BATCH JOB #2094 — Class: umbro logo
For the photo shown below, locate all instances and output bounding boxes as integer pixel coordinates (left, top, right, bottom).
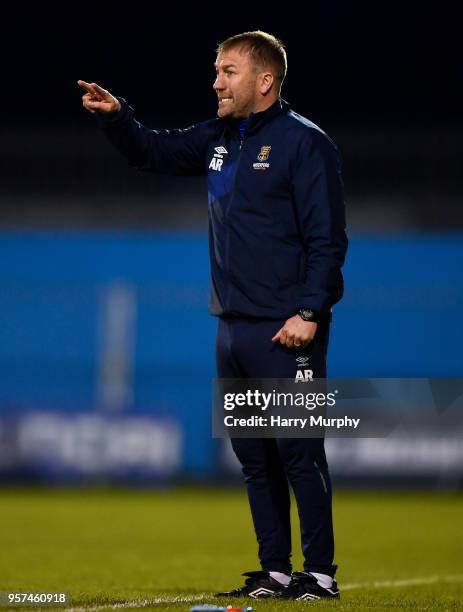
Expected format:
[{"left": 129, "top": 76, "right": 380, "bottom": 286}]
[
  {"left": 295, "top": 354, "right": 313, "bottom": 383},
  {"left": 296, "top": 593, "right": 320, "bottom": 600},
  {"left": 295, "top": 357, "right": 312, "bottom": 381},
  {"left": 209, "top": 146, "right": 228, "bottom": 172},
  {"left": 248, "top": 587, "right": 275, "bottom": 598}
]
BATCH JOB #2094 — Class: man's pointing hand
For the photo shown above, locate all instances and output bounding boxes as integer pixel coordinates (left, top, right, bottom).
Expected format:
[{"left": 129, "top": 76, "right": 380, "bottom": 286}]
[{"left": 77, "top": 80, "right": 121, "bottom": 115}]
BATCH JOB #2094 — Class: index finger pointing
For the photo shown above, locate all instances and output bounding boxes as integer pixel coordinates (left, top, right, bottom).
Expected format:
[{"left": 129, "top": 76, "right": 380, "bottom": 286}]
[{"left": 77, "top": 80, "right": 95, "bottom": 93}]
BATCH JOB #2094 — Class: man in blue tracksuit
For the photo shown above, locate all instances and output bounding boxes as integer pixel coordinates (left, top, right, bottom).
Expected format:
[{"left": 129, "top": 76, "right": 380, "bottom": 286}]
[{"left": 79, "top": 30, "right": 347, "bottom": 601}]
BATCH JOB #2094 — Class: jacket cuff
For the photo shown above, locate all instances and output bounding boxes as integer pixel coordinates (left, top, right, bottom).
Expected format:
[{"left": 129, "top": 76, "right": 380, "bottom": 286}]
[
  {"left": 296, "top": 293, "right": 333, "bottom": 317},
  {"left": 94, "top": 97, "right": 133, "bottom": 127},
  {"left": 296, "top": 306, "right": 332, "bottom": 322}
]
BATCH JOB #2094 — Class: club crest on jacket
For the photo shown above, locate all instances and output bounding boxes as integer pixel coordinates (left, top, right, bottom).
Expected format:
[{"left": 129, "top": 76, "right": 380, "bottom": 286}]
[{"left": 257, "top": 145, "right": 272, "bottom": 161}]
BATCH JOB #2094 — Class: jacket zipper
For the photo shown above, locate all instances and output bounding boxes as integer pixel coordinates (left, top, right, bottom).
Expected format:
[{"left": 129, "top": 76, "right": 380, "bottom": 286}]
[
  {"left": 230, "top": 134, "right": 244, "bottom": 201},
  {"left": 224, "top": 134, "right": 245, "bottom": 308}
]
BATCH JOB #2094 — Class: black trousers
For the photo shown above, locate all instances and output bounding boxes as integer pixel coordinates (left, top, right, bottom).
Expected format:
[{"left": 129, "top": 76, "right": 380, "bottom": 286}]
[{"left": 216, "top": 315, "right": 337, "bottom": 577}]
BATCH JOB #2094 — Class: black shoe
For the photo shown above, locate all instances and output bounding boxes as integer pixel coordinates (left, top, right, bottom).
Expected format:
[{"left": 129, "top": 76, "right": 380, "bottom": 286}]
[
  {"left": 275, "top": 571, "right": 340, "bottom": 600},
  {"left": 215, "top": 571, "right": 287, "bottom": 599}
]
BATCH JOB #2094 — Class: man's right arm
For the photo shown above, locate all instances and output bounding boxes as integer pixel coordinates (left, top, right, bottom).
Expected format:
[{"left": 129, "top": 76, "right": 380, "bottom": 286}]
[{"left": 78, "top": 80, "right": 210, "bottom": 176}]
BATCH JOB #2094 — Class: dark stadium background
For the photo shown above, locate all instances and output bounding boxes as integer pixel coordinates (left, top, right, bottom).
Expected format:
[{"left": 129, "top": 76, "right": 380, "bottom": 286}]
[
  {"left": 0, "top": 0, "right": 462, "bottom": 485},
  {"left": 2, "top": 0, "right": 461, "bottom": 230}
]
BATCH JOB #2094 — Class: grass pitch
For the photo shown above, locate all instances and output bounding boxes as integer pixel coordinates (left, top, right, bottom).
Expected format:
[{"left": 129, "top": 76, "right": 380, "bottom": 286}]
[{"left": 0, "top": 487, "right": 462, "bottom": 611}]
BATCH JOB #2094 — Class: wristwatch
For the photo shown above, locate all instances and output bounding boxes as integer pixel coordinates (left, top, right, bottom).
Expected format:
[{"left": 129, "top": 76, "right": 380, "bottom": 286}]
[{"left": 297, "top": 308, "right": 320, "bottom": 323}]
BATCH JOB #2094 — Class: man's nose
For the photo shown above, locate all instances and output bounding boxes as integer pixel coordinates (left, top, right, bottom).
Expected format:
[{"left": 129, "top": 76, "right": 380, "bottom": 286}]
[{"left": 213, "top": 75, "right": 224, "bottom": 91}]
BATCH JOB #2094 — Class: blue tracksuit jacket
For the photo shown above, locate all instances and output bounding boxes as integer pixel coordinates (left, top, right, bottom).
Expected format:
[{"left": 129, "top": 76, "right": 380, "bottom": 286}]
[{"left": 97, "top": 97, "right": 348, "bottom": 319}]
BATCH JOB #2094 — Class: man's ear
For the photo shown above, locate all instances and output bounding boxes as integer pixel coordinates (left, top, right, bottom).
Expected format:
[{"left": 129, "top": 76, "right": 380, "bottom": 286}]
[{"left": 259, "top": 72, "right": 274, "bottom": 96}]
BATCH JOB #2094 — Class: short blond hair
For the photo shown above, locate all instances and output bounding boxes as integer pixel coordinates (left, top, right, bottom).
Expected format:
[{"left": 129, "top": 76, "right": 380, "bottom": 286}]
[{"left": 216, "top": 30, "right": 287, "bottom": 91}]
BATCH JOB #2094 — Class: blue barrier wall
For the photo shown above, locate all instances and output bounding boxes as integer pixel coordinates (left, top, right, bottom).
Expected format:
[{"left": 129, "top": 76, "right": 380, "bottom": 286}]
[
  {"left": 1, "top": 232, "right": 462, "bottom": 479},
  {"left": 330, "top": 235, "right": 463, "bottom": 377}
]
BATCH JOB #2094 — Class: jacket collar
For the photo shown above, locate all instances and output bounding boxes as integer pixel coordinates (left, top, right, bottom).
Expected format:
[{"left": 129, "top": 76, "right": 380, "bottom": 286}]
[{"left": 222, "top": 97, "right": 290, "bottom": 137}]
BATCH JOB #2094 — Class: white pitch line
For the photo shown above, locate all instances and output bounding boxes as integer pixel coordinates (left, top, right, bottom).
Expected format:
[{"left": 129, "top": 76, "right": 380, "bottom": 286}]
[
  {"left": 64, "top": 594, "right": 208, "bottom": 612},
  {"left": 63, "top": 574, "right": 463, "bottom": 611},
  {"left": 342, "top": 574, "right": 463, "bottom": 590}
]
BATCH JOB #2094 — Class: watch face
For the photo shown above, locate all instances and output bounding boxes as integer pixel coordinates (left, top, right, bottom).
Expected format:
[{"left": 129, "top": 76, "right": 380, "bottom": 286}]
[{"left": 299, "top": 308, "right": 317, "bottom": 321}]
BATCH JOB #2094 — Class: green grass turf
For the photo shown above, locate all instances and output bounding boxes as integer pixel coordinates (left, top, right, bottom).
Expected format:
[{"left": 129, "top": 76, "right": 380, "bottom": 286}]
[{"left": 0, "top": 487, "right": 462, "bottom": 611}]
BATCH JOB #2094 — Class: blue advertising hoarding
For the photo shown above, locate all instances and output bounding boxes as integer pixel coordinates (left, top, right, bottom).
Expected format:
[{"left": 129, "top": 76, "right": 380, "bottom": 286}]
[{"left": 1, "top": 232, "right": 462, "bottom": 481}]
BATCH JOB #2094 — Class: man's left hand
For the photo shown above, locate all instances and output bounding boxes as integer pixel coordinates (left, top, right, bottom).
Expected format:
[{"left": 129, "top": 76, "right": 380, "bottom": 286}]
[{"left": 271, "top": 315, "right": 317, "bottom": 349}]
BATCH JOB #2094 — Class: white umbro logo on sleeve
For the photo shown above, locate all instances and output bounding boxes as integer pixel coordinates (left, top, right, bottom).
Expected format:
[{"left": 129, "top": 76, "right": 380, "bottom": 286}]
[{"left": 209, "top": 146, "right": 228, "bottom": 171}]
